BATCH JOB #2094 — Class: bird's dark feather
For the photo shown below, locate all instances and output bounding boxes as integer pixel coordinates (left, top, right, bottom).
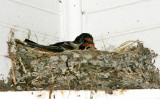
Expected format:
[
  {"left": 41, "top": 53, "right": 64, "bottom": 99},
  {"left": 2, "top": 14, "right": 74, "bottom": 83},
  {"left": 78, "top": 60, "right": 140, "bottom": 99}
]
[{"left": 24, "top": 33, "right": 95, "bottom": 52}]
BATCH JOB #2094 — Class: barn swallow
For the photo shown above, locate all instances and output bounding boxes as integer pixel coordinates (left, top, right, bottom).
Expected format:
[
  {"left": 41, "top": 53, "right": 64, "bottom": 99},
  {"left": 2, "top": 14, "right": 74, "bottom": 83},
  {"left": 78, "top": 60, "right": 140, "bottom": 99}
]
[{"left": 24, "top": 33, "right": 96, "bottom": 52}]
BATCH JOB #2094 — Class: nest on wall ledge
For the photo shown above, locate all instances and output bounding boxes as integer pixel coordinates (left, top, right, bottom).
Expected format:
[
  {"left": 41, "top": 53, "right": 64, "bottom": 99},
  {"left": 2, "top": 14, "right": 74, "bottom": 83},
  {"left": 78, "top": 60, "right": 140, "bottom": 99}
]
[{"left": 2, "top": 39, "right": 160, "bottom": 94}]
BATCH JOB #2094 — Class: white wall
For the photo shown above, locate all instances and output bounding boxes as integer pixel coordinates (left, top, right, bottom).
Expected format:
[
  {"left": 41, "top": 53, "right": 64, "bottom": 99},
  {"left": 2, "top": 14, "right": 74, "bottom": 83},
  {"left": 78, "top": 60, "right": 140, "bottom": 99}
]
[
  {"left": 82, "top": 0, "right": 160, "bottom": 69},
  {"left": 0, "top": 0, "right": 61, "bottom": 80},
  {"left": 62, "top": 0, "right": 82, "bottom": 41}
]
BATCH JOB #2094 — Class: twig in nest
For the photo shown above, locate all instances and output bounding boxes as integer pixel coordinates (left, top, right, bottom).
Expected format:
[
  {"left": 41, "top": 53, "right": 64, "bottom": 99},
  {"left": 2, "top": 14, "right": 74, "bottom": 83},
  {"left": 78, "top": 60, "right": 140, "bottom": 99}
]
[
  {"left": 66, "top": 58, "right": 79, "bottom": 82},
  {"left": 136, "top": 65, "right": 147, "bottom": 82},
  {"left": 120, "top": 72, "right": 139, "bottom": 80},
  {"left": 85, "top": 66, "right": 94, "bottom": 99},
  {"left": 15, "top": 39, "right": 27, "bottom": 46},
  {"left": 11, "top": 59, "right": 17, "bottom": 85},
  {"left": 65, "top": 58, "right": 86, "bottom": 89},
  {"left": 85, "top": 66, "right": 94, "bottom": 90},
  {"left": 125, "top": 72, "right": 141, "bottom": 76},
  {"left": 113, "top": 40, "right": 141, "bottom": 54},
  {"left": 66, "top": 74, "right": 71, "bottom": 90},
  {"left": 18, "top": 72, "right": 38, "bottom": 81},
  {"left": 19, "top": 57, "right": 27, "bottom": 73},
  {"left": 49, "top": 75, "right": 57, "bottom": 99},
  {"left": 7, "top": 28, "right": 17, "bottom": 85},
  {"left": 77, "top": 62, "right": 81, "bottom": 70},
  {"left": 7, "top": 41, "right": 17, "bottom": 85},
  {"left": 35, "top": 76, "right": 39, "bottom": 80}
]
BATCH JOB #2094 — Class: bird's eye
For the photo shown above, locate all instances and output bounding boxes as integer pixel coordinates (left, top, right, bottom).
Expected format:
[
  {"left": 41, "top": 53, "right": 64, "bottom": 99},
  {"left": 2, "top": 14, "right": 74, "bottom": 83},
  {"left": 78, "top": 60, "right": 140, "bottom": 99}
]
[{"left": 83, "top": 39, "right": 87, "bottom": 42}]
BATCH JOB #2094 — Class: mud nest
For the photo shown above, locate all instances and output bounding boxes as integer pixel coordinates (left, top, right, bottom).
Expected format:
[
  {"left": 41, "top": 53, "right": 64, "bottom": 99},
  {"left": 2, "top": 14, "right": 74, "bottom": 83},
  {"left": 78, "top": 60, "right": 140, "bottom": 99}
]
[{"left": 1, "top": 39, "right": 160, "bottom": 93}]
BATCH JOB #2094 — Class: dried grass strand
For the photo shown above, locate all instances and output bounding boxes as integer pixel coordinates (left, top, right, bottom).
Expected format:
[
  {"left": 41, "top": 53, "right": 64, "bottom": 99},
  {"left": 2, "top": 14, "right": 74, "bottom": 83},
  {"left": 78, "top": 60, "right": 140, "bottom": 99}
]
[{"left": 11, "top": 59, "right": 17, "bottom": 85}]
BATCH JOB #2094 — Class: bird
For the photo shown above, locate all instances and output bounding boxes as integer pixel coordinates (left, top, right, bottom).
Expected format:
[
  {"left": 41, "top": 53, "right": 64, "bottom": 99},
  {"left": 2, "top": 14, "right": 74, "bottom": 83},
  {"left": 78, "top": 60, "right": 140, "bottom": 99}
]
[{"left": 24, "top": 33, "right": 96, "bottom": 52}]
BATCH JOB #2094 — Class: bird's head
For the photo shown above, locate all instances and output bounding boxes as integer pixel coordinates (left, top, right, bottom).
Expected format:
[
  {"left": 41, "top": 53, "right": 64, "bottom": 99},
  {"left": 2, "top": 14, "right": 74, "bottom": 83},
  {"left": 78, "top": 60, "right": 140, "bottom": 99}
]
[{"left": 73, "top": 33, "right": 96, "bottom": 50}]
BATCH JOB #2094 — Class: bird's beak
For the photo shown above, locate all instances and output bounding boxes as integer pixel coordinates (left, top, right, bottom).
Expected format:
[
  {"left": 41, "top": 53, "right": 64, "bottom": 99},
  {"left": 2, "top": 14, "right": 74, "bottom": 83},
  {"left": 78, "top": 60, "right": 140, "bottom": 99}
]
[{"left": 89, "top": 43, "right": 96, "bottom": 49}]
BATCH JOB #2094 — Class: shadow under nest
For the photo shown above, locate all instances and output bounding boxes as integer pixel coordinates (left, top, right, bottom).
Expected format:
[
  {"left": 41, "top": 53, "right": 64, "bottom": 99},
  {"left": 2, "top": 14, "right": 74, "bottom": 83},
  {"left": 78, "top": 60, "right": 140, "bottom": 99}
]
[{"left": 4, "top": 39, "right": 160, "bottom": 93}]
